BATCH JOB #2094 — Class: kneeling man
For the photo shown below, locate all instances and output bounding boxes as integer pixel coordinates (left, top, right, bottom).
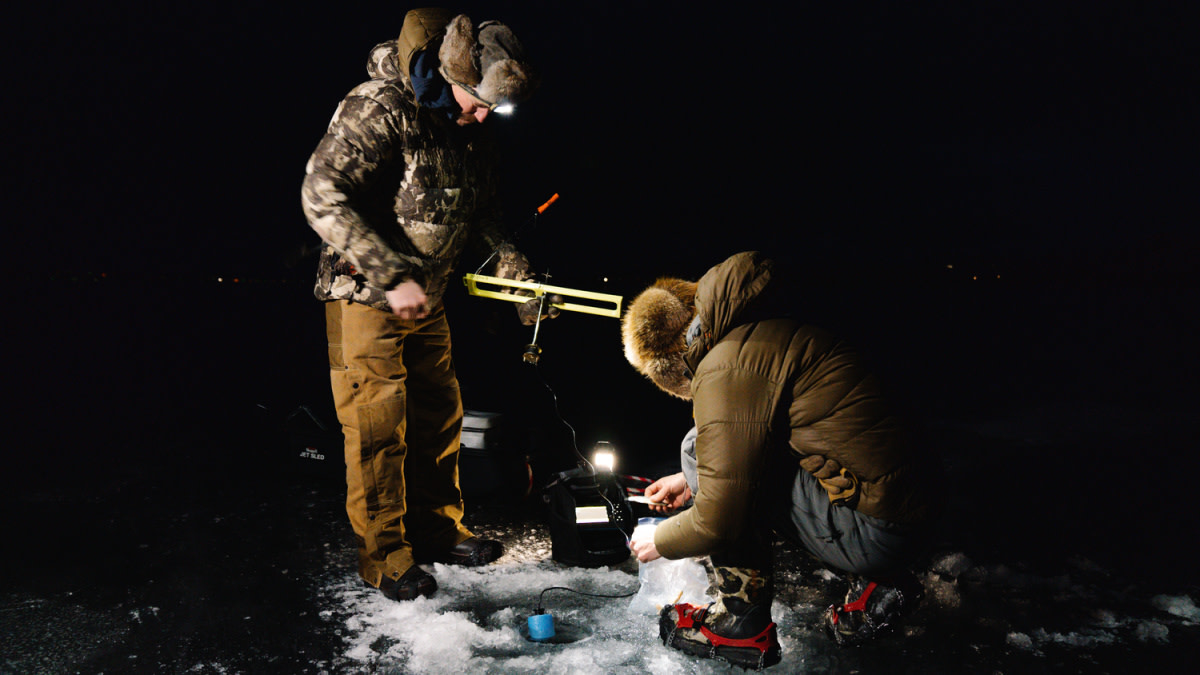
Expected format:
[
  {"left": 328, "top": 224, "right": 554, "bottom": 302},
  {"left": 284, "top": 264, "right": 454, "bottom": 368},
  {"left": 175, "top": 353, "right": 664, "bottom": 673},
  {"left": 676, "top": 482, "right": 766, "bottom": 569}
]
[{"left": 622, "top": 252, "right": 944, "bottom": 668}]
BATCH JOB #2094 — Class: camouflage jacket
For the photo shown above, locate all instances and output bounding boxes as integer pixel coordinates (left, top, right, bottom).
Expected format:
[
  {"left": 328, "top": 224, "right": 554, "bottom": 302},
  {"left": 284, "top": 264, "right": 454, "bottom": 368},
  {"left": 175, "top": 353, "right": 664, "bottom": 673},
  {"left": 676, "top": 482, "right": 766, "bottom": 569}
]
[{"left": 301, "top": 9, "right": 530, "bottom": 311}]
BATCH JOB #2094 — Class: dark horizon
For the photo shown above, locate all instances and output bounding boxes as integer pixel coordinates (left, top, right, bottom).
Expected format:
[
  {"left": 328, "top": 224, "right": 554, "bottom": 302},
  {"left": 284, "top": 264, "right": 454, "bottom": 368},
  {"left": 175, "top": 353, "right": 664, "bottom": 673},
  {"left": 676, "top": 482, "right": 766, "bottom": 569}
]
[
  {"left": 10, "top": 1, "right": 1199, "bottom": 480},
  {"left": 11, "top": 1, "right": 1197, "bottom": 276}
]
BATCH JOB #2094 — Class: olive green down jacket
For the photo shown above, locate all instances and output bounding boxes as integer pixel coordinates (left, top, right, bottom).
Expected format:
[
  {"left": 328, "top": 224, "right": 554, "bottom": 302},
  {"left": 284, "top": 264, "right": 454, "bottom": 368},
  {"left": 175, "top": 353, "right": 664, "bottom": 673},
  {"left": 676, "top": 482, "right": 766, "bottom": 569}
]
[
  {"left": 654, "top": 252, "right": 943, "bottom": 560},
  {"left": 301, "top": 8, "right": 529, "bottom": 312}
]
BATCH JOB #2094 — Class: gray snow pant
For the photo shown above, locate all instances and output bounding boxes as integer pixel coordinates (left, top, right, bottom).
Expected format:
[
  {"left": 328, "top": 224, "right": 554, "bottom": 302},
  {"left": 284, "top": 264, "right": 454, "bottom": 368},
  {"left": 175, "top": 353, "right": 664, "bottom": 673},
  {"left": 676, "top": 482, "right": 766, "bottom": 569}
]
[{"left": 679, "top": 427, "right": 922, "bottom": 577}]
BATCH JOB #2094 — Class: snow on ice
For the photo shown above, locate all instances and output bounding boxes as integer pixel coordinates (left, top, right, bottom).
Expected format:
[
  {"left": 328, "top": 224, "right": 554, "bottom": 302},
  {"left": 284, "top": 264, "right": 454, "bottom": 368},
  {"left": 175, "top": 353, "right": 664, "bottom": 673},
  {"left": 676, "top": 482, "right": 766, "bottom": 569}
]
[{"left": 308, "top": 537, "right": 1199, "bottom": 674}]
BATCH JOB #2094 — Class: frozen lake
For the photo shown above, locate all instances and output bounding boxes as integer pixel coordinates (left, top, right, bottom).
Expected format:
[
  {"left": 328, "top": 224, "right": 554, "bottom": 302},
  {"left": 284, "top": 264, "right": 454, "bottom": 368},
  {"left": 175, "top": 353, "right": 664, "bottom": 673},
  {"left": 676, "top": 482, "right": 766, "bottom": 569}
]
[{"left": 3, "top": 400, "right": 1197, "bottom": 674}]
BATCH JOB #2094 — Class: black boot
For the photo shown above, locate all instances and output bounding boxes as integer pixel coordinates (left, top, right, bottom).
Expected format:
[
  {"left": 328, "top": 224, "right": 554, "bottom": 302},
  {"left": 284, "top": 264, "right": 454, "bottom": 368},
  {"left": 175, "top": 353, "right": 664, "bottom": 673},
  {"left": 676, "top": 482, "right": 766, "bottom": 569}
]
[
  {"left": 659, "top": 597, "right": 781, "bottom": 670},
  {"left": 825, "top": 571, "right": 924, "bottom": 646},
  {"left": 417, "top": 537, "right": 504, "bottom": 566},
  {"left": 376, "top": 565, "right": 437, "bottom": 601}
]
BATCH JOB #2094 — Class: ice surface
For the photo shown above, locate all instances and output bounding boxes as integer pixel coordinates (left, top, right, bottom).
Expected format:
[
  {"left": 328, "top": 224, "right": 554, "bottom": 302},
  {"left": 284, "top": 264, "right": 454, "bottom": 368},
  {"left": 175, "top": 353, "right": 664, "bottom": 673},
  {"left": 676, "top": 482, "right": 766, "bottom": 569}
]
[
  {"left": 1151, "top": 594, "right": 1200, "bottom": 622},
  {"left": 307, "top": 542, "right": 1200, "bottom": 674},
  {"left": 1136, "top": 621, "right": 1170, "bottom": 643},
  {"left": 931, "top": 551, "right": 973, "bottom": 578},
  {"left": 1006, "top": 631, "right": 1035, "bottom": 650},
  {"left": 316, "top": 558, "right": 827, "bottom": 674}
]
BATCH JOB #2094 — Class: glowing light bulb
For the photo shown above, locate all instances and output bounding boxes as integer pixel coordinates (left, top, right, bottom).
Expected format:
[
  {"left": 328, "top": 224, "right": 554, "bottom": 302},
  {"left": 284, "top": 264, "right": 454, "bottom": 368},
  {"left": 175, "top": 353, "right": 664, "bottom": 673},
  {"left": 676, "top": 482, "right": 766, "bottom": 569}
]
[{"left": 593, "top": 447, "right": 615, "bottom": 472}]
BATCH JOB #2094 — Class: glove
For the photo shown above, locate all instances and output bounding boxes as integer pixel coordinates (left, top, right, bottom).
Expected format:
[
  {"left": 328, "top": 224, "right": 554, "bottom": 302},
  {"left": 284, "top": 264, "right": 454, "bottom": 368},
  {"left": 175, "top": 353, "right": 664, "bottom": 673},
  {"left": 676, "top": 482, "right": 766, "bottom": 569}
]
[
  {"left": 799, "top": 455, "right": 859, "bottom": 502},
  {"left": 517, "top": 294, "right": 562, "bottom": 326}
]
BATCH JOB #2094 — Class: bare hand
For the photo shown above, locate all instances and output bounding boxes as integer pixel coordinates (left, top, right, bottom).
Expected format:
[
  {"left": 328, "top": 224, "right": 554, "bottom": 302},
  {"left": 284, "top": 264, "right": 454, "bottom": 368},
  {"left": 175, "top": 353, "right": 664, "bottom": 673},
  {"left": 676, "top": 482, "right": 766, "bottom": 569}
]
[
  {"left": 643, "top": 472, "right": 692, "bottom": 513},
  {"left": 629, "top": 535, "right": 661, "bottom": 563},
  {"left": 386, "top": 280, "right": 429, "bottom": 320}
]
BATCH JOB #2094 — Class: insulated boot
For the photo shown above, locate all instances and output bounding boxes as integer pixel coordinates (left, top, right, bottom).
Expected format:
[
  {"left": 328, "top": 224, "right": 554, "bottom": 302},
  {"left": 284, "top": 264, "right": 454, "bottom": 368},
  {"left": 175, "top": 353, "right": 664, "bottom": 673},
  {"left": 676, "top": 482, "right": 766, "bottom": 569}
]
[
  {"left": 417, "top": 536, "right": 504, "bottom": 566},
  {"left": 659, "top": 599, "right": 781, "bottom": 670},
  {"left": 825, "top": 571, "right": 924, "bottom": 646},
  {"left": 659, "top": 566, "right": 780, "bottom": 670},
  {"left": 376, "top": 565, "right": 437, "bottom": 601}
]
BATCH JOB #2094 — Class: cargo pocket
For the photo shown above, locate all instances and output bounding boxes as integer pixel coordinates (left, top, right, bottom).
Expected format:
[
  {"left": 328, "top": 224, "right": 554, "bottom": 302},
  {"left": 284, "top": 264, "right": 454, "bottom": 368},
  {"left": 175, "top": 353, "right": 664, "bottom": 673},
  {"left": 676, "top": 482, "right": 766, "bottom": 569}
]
[
  {"left": 329, "top": 365, "right": 366, "bottom": 418},
  {"left": 358, "top": 395, "right": 406, "bottom": 510}
]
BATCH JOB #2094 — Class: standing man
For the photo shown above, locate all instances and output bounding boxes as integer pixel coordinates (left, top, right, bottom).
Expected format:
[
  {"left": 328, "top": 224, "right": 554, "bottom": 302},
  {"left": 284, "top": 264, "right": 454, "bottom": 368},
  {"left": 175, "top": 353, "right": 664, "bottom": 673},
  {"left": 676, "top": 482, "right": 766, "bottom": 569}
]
[
  {"left": 623, "top": 252, "right": 944, "bottom": 667},
  {"left": 301, "top": 8, "right": 545, "bottom": 602}
]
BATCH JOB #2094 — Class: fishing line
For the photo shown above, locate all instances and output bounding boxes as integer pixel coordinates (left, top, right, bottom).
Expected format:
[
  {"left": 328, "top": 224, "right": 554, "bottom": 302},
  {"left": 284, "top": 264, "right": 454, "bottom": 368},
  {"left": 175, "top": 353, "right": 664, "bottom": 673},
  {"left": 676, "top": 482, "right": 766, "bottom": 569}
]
[{"left": 473, "top": 193, "right": 559, "bottom": 275}]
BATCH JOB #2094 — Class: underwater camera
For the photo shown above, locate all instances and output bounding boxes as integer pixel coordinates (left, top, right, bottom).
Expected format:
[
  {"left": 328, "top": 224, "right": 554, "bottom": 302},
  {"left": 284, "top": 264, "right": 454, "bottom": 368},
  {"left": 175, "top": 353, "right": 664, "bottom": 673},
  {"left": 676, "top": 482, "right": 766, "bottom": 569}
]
[{"left": 542, "top": 449, "right": 634, "bottom": 567}]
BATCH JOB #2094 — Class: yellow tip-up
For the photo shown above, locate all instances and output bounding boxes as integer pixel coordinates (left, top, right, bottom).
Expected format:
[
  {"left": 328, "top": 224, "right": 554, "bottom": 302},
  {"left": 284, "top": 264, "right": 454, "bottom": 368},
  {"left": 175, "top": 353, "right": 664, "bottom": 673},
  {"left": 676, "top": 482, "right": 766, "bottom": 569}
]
[{"left": 463, "top": 273, "right": 623, "bottom": 318}]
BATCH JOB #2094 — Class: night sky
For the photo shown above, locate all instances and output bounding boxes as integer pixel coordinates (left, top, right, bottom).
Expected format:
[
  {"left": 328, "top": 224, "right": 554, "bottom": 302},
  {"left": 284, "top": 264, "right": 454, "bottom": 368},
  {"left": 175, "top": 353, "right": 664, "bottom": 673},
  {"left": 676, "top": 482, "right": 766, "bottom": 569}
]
[{"left": 9, "top": 1, "right": 1198, "bottom": 478}]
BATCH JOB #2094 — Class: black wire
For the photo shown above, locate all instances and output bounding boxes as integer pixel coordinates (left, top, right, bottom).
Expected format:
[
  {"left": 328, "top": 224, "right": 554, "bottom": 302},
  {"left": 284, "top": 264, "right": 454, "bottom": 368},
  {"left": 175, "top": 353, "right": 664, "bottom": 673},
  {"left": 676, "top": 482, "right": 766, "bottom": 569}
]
[
  {"left": 531, "top": 361, "right": 631, "bottom": 545},
  {"left": 536, "top": 585, "right": 639, "bottom": 614},
  {"left": 533, "top": 361, "right": 632, "bottom": 523},
  {"left": 533, "top": 361, "right": 591, "bottom": 470},
  {"left": 526, "top": 349, "right": 641, "bottom": 619}
]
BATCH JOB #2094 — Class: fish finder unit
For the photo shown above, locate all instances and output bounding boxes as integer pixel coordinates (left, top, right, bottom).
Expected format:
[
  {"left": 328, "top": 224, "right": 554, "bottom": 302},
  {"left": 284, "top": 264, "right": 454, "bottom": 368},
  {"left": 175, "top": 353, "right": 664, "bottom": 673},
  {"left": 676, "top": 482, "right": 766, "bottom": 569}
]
[{"left": 542, "top": 465, "right": 634, "bottom": 567}]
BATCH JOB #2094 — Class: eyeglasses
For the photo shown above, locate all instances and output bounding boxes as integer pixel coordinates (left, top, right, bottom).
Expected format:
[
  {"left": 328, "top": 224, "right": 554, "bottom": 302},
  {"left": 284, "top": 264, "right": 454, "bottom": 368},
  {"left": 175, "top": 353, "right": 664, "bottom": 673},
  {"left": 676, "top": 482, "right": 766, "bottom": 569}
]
[
  {"left": 441, "top": 67, "right": 516, "bottom": 115},
  {"left": 463, "top": 84, "right": 515, "bottom": 115}
]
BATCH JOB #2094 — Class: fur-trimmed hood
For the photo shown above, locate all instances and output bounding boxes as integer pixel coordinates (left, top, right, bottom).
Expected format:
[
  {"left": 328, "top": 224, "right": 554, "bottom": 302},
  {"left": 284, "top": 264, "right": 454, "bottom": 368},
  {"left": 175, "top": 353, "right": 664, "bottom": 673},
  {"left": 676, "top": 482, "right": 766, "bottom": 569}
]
[
  {"left": 621, "top": 277, "right": 698, "bottom": 399},
  {"left": 621, "top": 253, "right": 775, "bottom": 399}
]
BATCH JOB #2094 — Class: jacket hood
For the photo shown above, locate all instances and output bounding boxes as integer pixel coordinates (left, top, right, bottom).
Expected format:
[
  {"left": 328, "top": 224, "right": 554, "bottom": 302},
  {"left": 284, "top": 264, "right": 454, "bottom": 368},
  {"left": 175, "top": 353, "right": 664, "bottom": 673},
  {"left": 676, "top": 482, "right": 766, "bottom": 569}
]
[
  {"left": 366, "top": 41, "right": 403, "bottom": 81},
  {"left": 684, "top": 251, "right": 775, "bottom": 373},
  {"left": 366, "top": 8, "right": 457, "bottom": 83}
]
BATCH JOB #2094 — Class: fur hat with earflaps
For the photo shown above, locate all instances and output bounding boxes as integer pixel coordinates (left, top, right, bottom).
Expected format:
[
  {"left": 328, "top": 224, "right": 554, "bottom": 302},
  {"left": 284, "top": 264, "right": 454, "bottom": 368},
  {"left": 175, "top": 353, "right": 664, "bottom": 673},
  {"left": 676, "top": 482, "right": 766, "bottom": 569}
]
[
  {"left": 621, "top": 277, "right": 698, "bottom": 400},
  {"left": 438, "top": 14, "right": 538, "bottom": 106}
]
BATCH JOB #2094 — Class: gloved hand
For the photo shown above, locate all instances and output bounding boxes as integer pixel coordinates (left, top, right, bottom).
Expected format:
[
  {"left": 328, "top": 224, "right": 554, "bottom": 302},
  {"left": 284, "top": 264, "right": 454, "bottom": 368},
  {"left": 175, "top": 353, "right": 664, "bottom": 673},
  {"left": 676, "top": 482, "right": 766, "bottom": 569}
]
[
  {"left": 517, "top": 294, "right": 562, "bottom": 326},
  {"left": 799, "top": 455, "right": 858, "bottom": 501}
]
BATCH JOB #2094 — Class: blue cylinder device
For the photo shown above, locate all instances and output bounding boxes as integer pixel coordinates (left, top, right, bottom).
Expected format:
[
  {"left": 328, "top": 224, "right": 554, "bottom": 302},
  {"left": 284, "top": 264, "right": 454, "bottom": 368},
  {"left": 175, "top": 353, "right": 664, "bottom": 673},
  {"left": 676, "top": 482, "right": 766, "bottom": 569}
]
[{"left": 527, "top": 611, "right": 556, "bottom": 640}]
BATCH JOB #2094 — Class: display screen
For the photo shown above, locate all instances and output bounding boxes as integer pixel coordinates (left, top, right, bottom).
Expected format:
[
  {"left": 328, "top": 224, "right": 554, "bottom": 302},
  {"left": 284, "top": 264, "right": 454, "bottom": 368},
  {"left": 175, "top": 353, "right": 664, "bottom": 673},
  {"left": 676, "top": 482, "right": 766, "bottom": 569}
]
[{"left": 574, "top": 505, "right": 609, "bottom": 524}]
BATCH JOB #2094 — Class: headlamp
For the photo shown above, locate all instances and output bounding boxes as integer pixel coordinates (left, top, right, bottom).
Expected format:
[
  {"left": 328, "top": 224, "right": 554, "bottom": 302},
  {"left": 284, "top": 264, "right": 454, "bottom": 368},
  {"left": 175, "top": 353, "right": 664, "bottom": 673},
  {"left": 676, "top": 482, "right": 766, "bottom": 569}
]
[
  {"left": 467, "top": 87, "right": 514, "bottom": 114},
  {"left": 440, "top": 67, "right": 517, "bottom": 115}
]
